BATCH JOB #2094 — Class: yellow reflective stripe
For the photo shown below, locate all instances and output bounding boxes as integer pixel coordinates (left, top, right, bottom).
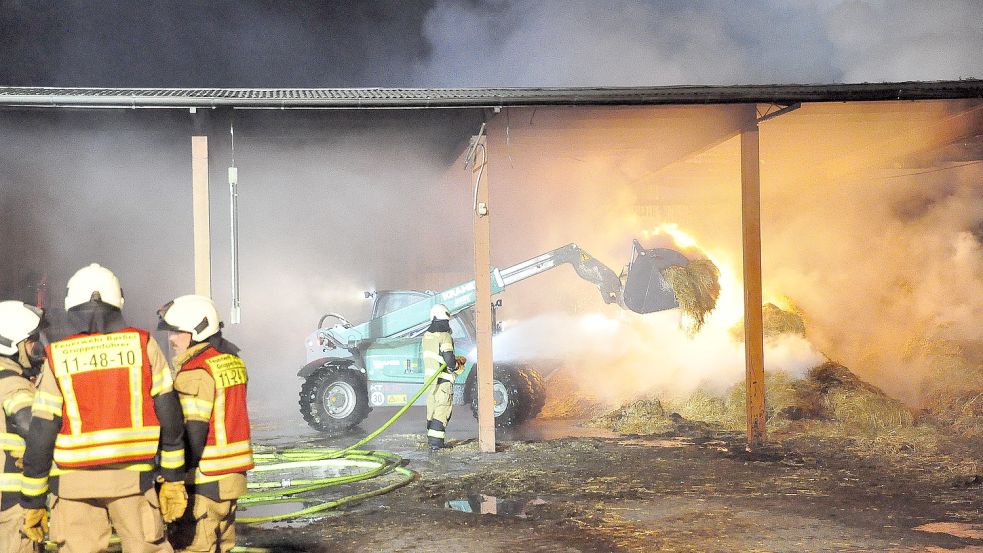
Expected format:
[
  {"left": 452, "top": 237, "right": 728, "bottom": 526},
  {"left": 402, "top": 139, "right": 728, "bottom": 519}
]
[
  {"left": 3, "top": 390, "right": 34, "bottom": 415},
  {"left": 180, "top": 396, "right": 212, "bottom": 420},
  {"left": 151, "top": 361, "right": 174, "bottom": 396},
  {"left": 193, "top": 469, "right": 226, "bottom": 484},
  {"left": 0, "top": 472, "right": 22, "bottom": 492},
  {"left": 54, "top": 427, "right": 160, "bottom": 449},
  {"left": 20, "top": 475, "right": 48, "bottom": 497},
  {"left": 128, "top": 363, "right": 143, "bottom": 429},
  {"left": 427, "top": 429, "right": 445, "bottom": 439},
  {"left": 199, "top": 452, "right": 253, "bottom": 474},
  {"left": 0, "top": 433, "right": 26, "bottom": 455},
  {"left": 32, "top": 390, "right": 63, "bottom": 417},
  {"left": 213, "top": 388, "right": 227, "bottom": 447},
  {"left": 57, "top": 374, "right": 83, "bottom": 435},
  {"left": 51, "top": 463, "right": 153, "bottom": 476},
  {"left": 53, "top": 441, "right": 159, "bottom": 465},
  {"left": 202, "top": 440, "right": 251, "bottom": 458},
  {"left": 438, "top": 373, "right": 456, "bottom": 382},
  {"left": 160, "top": 448, "right": 185, "bottom": 470}
]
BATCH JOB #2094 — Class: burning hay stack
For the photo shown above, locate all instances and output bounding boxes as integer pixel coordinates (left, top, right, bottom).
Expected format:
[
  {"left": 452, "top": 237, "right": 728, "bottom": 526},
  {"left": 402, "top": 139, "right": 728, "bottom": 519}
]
[
  {"left": 590, "top": 302, "right": 917, "bottom": 440},
  {"left": 592, "top": 361, "right": 915, "bottom": 438}
]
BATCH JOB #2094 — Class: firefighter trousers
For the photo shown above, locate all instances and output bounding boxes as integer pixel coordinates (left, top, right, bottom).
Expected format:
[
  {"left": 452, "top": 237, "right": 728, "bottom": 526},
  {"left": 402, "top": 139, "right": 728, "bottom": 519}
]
[
  {"left": 172, "top": 494, "right": 237, "bottom": 553},
  {"left": 426, "top": 379, "right": 454, "bottom": 447},
  {"left": 49, "top": 488, "right": 171, "bottom": 553},
  {"left": 0, "top": 504, "right": 39, "bottom": 553}
]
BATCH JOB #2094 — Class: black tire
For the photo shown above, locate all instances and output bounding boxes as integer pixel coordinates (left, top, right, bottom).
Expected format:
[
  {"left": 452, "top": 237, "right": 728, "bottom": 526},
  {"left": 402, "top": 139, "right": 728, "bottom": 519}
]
[
  {"left": 298, "top": 366, "right": 370, "bottom": 434},
  {"left": 468, "top": 364, "right": 542, "bottom": 428},
  {"left": 519, "top": 366, "right": 546, "bottom": 420}
]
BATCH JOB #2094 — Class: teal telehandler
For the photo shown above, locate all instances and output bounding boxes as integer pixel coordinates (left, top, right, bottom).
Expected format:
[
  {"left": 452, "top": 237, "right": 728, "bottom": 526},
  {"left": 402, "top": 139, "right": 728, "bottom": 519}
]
[{"left": 298, "top": 241, "right": 690, "bottom": 433}]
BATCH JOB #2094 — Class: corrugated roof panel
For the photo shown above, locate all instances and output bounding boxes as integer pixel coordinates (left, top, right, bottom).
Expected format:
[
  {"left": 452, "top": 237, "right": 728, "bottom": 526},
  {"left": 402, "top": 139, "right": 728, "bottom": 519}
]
[{"left": 0, "top": 82, "right": 980, "bottom": 109}]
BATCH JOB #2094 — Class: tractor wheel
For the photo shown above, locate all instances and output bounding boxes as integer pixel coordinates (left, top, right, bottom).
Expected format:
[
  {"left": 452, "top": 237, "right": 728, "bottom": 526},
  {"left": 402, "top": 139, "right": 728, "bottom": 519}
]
[
  {"left": 468, "top": 364, "right": 540, "bottom": 428},
  {"left": 299, "top": 366, "right": 370, "bottom": 434},
  {"left": 518, "top": 365, "right": 546, "bottom": 420}
]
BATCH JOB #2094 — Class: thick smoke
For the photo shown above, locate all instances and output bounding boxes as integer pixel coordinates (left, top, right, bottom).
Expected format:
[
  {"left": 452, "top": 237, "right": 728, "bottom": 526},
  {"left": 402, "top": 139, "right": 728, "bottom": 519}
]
[
  {"left": 415, "top": 0, "right": 982, "bottom": 86},
  {"left": 1, "top": 1, "right": 980, "bottom": 86},
  {"left": 476, "top": 101, "right": 982, "bottom": 407},
  {"left": 0, "top": 109, "right": 480, "bottom": 421}
]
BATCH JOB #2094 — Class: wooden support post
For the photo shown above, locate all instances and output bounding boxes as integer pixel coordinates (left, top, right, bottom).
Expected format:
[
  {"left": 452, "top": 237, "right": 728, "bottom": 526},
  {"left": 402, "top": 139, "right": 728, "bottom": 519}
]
[
  {"left": 740, "top": 111, "right": 766, "bottom": 449},
  {"left": 192, "top": 135, "right": 211, "bottom": 297},
  {"left": 471, "top": 134, "right": 496, "bottom": 454}
]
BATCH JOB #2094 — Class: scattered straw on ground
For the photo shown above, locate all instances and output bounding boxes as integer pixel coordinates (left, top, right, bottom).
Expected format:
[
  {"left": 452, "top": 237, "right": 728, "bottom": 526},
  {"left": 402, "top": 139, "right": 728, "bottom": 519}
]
[{"left": 662, "top": 258, "right": 721, "bottom": 334}]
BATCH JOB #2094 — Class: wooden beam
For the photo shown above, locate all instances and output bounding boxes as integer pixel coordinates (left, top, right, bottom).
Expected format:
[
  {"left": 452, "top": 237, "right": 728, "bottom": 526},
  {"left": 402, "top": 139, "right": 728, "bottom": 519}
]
[
  {"left": 192, "top": 135, "right": 211, "bottom": 297},
  {"left": 740, "top": 111, "right": 766, "bottom": 449},
  {"left": 471, "top": 134, "right": 496, "bottom": 454}
]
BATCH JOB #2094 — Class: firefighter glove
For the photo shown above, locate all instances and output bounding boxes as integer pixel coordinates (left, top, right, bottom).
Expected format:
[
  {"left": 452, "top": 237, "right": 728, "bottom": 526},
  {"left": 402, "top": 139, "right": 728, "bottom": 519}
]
[
  {"left": 21, "top": 507, "right": 47, "bottom": 543},
  {"left": 158, "top": 480, "right": 188, "bottom": 522},
  {"left": 455, "top": 355, "right": 467, "bottom": 368}
]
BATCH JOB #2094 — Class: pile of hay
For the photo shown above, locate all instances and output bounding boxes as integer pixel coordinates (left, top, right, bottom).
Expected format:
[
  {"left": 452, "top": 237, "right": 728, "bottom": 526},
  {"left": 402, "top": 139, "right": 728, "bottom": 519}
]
[
  {"left": 591, "top": 362, "right": 915, "bottom": 437},
  {"left": 910, "top": 338, "right": 983, "bottom": 439},
  {"left": 729, "top": 303, "right": 806, "bottom": 341},
  {"left": 538, "top": 371, "right": 607, "bottom": 420},
  {"left": 662, "top": 258, "right": 721, "bottom": 333},
  {"left": 586, "top": 399, "right": 674, "bottom": 435}
]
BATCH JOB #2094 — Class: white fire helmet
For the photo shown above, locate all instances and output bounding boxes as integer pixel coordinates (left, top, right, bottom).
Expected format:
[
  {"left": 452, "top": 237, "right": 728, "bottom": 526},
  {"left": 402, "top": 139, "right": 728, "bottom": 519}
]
[
  {"left": 157, "top": 294, "right": 221, "bottom": 342},
  {"left": 65, "top": 263, "right": 124, "bottom": 310},
  {"left": 0, "top": 301, "right": 43, "bottom": 357},
  {"left": 430, "top": 303, "right": 451, "bottom": 321}
]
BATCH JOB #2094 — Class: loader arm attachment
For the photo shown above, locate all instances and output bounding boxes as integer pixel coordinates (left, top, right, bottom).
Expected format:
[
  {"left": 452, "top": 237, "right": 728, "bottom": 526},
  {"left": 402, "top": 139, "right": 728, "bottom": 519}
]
[{"left": 498, "top": 243, "right": 623, "bottom": 305}]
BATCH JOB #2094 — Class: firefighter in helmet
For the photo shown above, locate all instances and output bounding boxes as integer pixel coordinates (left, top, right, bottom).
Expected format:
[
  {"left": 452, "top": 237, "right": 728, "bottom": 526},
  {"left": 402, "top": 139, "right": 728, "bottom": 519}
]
[
  {"left": 158, "top": 295, "right": 252, "bottom": 553},
  {"left": 20, "top": 263, "right": 187, "bottom": 550},
  {"left": 0, "top": 301, "right": 44, "bottom": 553},
  {"left": 422, "top": 304, "right": 465, "bottom": 452}
]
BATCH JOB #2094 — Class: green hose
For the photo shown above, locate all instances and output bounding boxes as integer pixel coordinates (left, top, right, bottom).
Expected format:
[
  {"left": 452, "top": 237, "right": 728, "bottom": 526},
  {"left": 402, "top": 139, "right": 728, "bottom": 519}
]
[{"left": 236, "top": 366, "right": 447, "bottom": 524}]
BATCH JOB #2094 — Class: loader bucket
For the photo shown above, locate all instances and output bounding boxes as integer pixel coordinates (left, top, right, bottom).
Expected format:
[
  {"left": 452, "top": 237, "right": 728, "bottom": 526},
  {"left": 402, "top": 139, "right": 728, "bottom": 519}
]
[{"left": 622, "top": 245, "right": 690, "bottom": 314}]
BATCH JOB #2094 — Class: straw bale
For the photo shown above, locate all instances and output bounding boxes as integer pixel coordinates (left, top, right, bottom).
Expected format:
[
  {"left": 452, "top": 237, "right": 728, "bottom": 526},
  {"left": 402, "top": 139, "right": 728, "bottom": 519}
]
[{"left": 662, "top": 259, "right": 720, "bottom": 333}]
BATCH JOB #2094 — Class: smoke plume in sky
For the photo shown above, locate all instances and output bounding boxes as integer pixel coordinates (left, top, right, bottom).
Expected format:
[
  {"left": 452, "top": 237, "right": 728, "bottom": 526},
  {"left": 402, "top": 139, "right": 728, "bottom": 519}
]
[{"left": 0, "top": 0, "right": 980, "bottom": 87}]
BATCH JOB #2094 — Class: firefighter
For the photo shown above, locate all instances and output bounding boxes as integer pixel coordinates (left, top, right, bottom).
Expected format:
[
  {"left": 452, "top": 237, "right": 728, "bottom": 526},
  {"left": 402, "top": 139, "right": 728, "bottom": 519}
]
[
  {"left": 0, "top": 301, "right": 44, "bottom": 553},
  {"left": 422, "top": 304, "right": 465, "bottom": 451},
  {"left": 19, "top": 263, "right": 187, "bottom": 551},
  {"left": 157, "top": 295, "right": 252, "bottom": 553}
]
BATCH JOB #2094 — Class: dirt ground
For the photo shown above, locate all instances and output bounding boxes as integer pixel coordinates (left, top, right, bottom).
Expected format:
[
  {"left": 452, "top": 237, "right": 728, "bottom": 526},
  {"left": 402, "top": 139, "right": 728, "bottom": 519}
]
[{"left": 236, "top": 410, "right": 982, "bottom": 552}]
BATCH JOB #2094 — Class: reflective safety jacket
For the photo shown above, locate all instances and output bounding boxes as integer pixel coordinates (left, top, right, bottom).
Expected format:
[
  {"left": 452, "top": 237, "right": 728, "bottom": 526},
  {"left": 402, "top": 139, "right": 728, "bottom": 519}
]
[
  {"left": 0, "top": 359, "right": 33, "bottom": 510},
  {"left": 422, "top": 330, "right": 457, "bottom": 385},
  {"left": 178, "top": 346, "right": 254, "bottom": 478},
  {"left": 44, "top": 328, "right": 167, "bottom": 469}
]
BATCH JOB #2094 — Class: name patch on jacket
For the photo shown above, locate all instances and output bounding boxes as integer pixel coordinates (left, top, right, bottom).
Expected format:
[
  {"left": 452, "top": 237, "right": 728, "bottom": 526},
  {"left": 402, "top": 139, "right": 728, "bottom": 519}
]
[
  {"left": 206, "top": 355, "right": 248, "bottom": 389},
  {"left": 50, "top": 333, "right": 142, "bottom": 376}
]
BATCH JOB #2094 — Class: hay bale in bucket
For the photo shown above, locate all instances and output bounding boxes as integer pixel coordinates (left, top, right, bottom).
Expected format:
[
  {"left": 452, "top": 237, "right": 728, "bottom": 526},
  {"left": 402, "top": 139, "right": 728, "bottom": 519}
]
[{"left": 662, "top": 258, "right": 721, "bottom": 334}]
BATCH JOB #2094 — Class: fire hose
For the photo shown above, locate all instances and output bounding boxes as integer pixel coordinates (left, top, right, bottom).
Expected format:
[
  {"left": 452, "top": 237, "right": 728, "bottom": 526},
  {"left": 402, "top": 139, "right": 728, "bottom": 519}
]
[{"left": 236, "top": 365, "right": 448, "bottom": 523}]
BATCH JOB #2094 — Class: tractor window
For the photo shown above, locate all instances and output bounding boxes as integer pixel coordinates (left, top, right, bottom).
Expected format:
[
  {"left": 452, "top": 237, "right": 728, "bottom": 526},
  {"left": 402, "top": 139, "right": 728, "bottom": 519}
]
[{"left": 372, "top": 291, "right": 431, "bottom": 319}]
